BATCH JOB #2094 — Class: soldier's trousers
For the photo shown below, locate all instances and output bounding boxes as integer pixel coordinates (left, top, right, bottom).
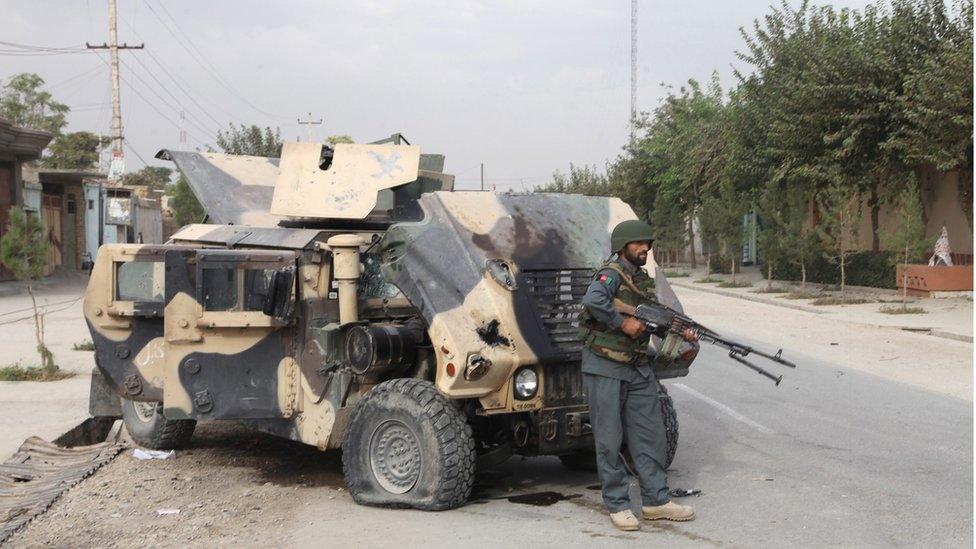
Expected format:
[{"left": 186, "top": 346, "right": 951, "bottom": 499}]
[{"left": 584, "top": 372, "right": 670, "bottom": 512}]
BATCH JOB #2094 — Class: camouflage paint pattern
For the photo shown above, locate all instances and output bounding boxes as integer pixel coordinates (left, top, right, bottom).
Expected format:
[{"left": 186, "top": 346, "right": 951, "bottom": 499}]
[
  {"left": 379, "top": 191, "right": 639, "bottom": 413},
  {"left": 272, "top": 142, "right": 420, "bottom": 219},
  {"left": 90, "top": 143, "right": 678, "bottom": 455}
]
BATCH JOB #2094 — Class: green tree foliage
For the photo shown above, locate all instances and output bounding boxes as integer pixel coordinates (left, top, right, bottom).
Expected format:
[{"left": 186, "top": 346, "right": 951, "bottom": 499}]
[
  {"left": 326, "top": 135, "right": 355, "bottom": 146},
  {"left": 0, "top": 73, "right": 68, "bottom": 135},
  {"left": 759, "top": 184, "right": 819, "bottom": 289},
  {"left": 167, "top": 175, "right": 206, "bottom": 226},
  {"left": 887, "top": 2, "right": 973, "bottom": 171},
  {"left": 540, "top": 0, "right": 970, "bottom": 290},
  {"left": 121, "top": 166, "right": 173, "bottom": 190},
  {"left": 882, "top": 184, "right": 935, "bottom": 307},
  {"left": 732, "top": 0, "right": 972, "bottom": 251},
  {"left": 41, "top": 131, "right": 109, "bottom": 170},
  {"left": 0, "top": 209, "right": 56, "bottom": 373},
  {"left": 537, "top": 164, "right": 611, "bottom": 195},
  {"left": 816, "top": 181, "right": 861, "bottom": 297},
  {"left": 215, "top": 124, "right": 283, "bottom": 157},
  {"left": 650, "top": 195, "right": 688, "bottom": 267}
]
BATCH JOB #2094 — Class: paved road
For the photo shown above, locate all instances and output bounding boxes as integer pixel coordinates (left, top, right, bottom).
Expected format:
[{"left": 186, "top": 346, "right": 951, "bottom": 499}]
[
  {"left": 290, "top": 337, "right": 971, "bottom": 548},
  {"left": 8, "top": 293, "right": 973, "bottom": 547}
]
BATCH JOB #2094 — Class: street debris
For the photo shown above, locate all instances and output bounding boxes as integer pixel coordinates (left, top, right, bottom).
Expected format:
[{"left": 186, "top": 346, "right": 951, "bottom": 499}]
[
  {"left": 669, "top": 488, "right": 702, "bottom": 498},
  {"left": 156, "top": 509, "right": 180, "bottom": 516},
  {"left": 0, "top": 436, "right": 124, "bottom": 543},
  {"left": 133, "top": 449, "right": 175, "bottom": 460}
]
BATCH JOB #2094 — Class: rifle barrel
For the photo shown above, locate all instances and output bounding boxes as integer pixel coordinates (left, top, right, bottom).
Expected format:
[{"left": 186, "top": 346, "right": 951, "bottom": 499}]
[
  {"left": 706, "top": 334, "right": 797, "bottom": 369},
  {"left": 727, "top": 351, "right": 783, "bottom": 386}
]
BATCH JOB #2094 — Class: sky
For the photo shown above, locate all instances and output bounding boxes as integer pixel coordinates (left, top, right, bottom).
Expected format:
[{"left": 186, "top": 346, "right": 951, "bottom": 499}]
[{"left": 1, "top": 0, "right": 879, "bottom": 191}]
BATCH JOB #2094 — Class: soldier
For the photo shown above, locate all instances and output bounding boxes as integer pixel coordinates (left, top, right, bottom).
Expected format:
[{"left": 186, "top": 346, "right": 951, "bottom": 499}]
[{"left": 578, "top": 219, "right": 696, "bottom": 531}]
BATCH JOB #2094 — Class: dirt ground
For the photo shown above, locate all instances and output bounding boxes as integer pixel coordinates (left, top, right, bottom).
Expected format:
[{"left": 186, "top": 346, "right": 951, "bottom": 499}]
[{"left": 9, "top": 423, "right": 345, "bottom": 548}]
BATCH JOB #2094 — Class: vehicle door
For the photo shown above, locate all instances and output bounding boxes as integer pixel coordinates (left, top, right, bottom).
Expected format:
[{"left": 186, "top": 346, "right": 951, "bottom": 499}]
[{"left": 162, "top": 248, "right": 299, "bottom": 420}]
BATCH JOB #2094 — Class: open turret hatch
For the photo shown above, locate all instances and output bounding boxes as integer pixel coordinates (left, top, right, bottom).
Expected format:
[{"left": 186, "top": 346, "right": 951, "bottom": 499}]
[{"left": 157, "top": 136, "right": 454, "bottom": 228}]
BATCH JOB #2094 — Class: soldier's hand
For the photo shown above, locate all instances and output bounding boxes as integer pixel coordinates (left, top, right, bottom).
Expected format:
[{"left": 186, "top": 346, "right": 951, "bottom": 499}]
[
  {"left": 682, "top": 327, "right": 699, "bottom": 342},
  {"left": 620, "top": 317, "right": 645, "bottom": 339}
]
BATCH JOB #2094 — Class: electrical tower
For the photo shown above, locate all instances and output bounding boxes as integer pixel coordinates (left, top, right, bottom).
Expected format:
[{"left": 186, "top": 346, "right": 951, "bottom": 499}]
[
  {"left": 630, "top": 0, "right": 638, "bottom": 143},
  {"left": 87, "top": 0, "right": 143, "bottom": 178},
  {"left": 297, "top": 112, "right": 323, "bottom": 142}
]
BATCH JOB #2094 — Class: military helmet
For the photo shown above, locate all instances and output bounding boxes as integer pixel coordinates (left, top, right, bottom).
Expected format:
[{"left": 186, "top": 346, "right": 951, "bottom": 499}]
[{"left": 610, "top": 219, "right": 654, "bottom": 252}]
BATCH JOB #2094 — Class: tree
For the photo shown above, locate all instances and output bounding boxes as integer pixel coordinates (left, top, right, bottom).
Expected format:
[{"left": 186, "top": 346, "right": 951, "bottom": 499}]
[
  {"left": 41, "top": 131, "right": 109, "bottom": 170},
  {"left": 701, "top": 183, "right": 747, "bottom": 283},
  {"left": 757, "top": 182, "right": 820, "bottom": 290},
  {"left": 326, "top": 135, "right": 354, "bottom": 146},
  {"left": 0, "top": 73, "right": 68, "bottom": 135},
  {"left": 0, "top": 209, "right": 56, "bottom": 373},
  {"left": 215, "top": 124, "right": 283, "bottom": 157},
  {"left": 167, "top": 175, "right": 206, "bottom": 226},
  {"left": 649, "top": 192, "right": 688, "bottom": 267},
  {"left": 696, "top": 196, "right": 726, "bottom": 280},
  {"left": 882, "top": 183, "right": 935, "bottom": 308},
  {"left": 121, "top": 166, "right": 173, "bottom": 190},
  {"left": 732, "top": 1, "right": 970, "bottom": 251},
  {"left": 537, "top": 164, "right": 611, "bottom": 195},
  {"left": 885, "top": 1, "right": 972, "bottom": 172},
  {"left": 816, "top": 181, "right": 861, "bottom": 298}
]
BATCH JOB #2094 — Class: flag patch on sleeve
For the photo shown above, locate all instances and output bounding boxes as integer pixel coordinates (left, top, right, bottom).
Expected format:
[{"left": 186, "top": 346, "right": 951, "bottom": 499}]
[{"left": 598, "top": 273, "right": 613, "bottom": 285}]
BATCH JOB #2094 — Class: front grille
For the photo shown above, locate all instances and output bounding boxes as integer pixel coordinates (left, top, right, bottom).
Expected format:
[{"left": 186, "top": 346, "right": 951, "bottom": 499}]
[
  {"left": 522, "top": 268, "right": 593, "bottom": 356},
  {"left": 541, "top": 362, "right": 588, "bottom": 406}
]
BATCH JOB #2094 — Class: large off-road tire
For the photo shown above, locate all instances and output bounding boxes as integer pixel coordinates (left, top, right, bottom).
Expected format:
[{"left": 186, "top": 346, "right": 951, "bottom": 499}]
[
  {"left": 559, "top": 383, "right": 679, "bottom": 472},
  {"left": 659, "top": 384, "right": 679, "bottom": 469},
  {"left": 121, "top": 399, "right": 196, "bottom": 450},
  {"left": 342, "top": 378, "right": 476, "bottom": 511}
]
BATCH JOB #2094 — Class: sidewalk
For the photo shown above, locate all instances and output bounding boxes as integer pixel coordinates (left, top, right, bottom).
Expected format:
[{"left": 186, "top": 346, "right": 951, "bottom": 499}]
[
  {"left": 0, "top": 279, "right": 93, "bottom": 459},
  {"left": 662, "top": 265, "right": 973, "bottom": 343}
]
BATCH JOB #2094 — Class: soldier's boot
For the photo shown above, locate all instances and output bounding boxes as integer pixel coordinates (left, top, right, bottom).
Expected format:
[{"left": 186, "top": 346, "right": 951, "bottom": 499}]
[
  {"left": 642, "top": 501, "right": 695, "bottom": 522},
  {"left": 609, "top": 509, "right": 640, "bottom": 531}
]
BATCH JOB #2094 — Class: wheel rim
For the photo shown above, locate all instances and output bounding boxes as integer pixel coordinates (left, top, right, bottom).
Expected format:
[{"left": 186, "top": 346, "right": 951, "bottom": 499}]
[
  {"left": 132, "top": 401, "right": 158, "bottom": 423},
  {"left": 368, "top": 419, "right": 422, "bottom": 494}
]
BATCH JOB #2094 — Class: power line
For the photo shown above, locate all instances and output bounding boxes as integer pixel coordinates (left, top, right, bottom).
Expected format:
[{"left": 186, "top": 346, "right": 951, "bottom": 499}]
[
  {"left": 142, "top": 0, "right": 286, "bottom": 120},
  {"left": 0, "top": 40, "right": 87, "bottom": 51},
  {"left": 123, "top": 139, "right": 150, "bottom": 166},
  {"left": 116, "top": 13, "right": 231, "bottom": 137},
  {"left": 116, "top": 55, "right": 221, "bottom": 140},
  {"left": 116, "top": 55, "right": 217, "bottom": 140},
  {"left": 48, "top": 64, "right": 105, "bottom": 89},
  {"left": 142, "top": 47, "right": 235, "bottom": 126},
  {"left": 0, "top": 40, "right": 95, "bottom": 56},
  {"left": 92, "top": 53, "right": 212, "bottom": 147}
]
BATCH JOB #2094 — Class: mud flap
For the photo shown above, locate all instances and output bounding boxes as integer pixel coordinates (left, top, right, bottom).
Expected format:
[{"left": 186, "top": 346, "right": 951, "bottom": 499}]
[{"left": 89, "top": 367, "right": 122, "bottom": 418}]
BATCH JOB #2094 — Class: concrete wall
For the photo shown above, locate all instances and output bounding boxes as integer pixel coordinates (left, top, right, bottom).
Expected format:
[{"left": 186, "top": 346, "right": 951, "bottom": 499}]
[
  {"left": 855, "top": 169, "right": 973, "bottom": 257},
  {"left": 676, "top": 168, "right": 973, "bottom": 267}
]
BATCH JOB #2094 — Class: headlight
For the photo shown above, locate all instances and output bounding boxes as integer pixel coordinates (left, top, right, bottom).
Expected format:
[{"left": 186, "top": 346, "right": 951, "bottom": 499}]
[{"left": 513, "top": 367, "right": 538, "bottom": 400}]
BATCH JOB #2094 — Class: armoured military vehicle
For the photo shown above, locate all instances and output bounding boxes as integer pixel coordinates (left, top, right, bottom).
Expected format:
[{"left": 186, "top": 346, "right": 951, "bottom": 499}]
[{"left": 84, "top": 137, "right": 697, "bottom": 510}]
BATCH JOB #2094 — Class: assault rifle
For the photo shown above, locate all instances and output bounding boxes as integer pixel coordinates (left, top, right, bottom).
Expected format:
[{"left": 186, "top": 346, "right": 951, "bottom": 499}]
[{"left": 613, "top": 299, "right": 797, "bottom": 386}]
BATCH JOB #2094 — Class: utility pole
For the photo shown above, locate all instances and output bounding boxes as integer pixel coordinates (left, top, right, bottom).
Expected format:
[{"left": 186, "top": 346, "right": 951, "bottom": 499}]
[
  {"left": 480, "top": 163, "right": 484, "bottom": 191},
  {"left": 297, "top": 112, "right": 323, "bottom": 142},
  {"left": 630, "top": 0, "right": 638, "bottom": 143},
  {"left": 179, "top": 110, "right": 187, "bottom": 147},
  {"left": 87, "top": 0, "right": 143, "bottom": 179}
]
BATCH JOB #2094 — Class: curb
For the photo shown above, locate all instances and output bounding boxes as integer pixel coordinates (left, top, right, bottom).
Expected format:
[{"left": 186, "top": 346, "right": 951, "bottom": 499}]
[
  {"left": 669, "top": 281, "right": 825, "bottom": 314},
  {"left": 928, "top": 330, "right": 974, "bottom": 343},
  {"left": 671, "top": 281, "right": 973, "bottom": 344}
]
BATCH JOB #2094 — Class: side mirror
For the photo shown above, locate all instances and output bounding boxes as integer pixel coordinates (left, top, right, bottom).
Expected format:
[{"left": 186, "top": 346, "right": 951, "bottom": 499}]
[{"left": 263, "top": 267, "right": 295, "bottom": 320}]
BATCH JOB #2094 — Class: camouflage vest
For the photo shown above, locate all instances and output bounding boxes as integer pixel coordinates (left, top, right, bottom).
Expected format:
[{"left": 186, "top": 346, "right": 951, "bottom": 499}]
[{"left": 578, "top": 258, "right": 657, "bottom": 364}]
